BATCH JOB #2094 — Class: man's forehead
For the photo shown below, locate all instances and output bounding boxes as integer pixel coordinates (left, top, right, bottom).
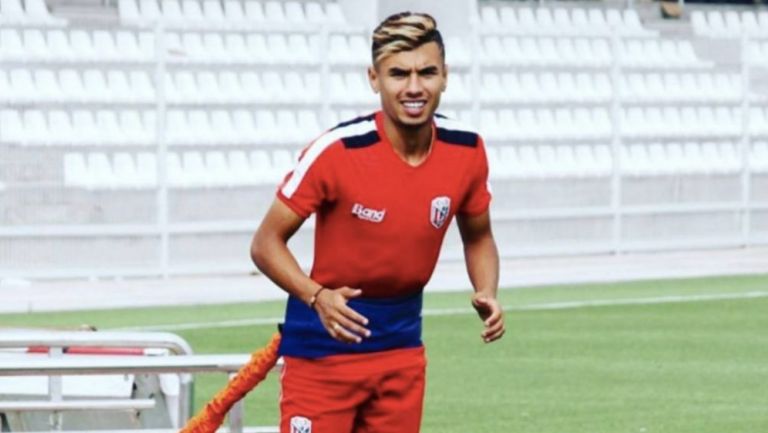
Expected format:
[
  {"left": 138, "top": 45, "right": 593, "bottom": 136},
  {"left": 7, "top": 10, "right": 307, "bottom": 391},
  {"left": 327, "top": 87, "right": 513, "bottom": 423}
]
[{"left": 380, "top": 43, "right": 444, "bottom": 70}]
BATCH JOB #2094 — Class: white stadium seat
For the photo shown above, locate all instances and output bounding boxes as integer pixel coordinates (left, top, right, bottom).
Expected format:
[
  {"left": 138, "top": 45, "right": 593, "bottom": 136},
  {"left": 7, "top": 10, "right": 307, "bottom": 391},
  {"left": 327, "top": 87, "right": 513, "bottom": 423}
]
[
  {"left": 239, "top": 72, "right": 267, "bottom": 102},
  {"left": 284, "top": 1, "right": 306, "bottom": 24},
  {"left": 480, "top": 6, "right": 501, "bottom": 29},
  {"left": 243, "top": 0, "right": 266, "bottom": 23},
  {"left": 113, "top": 152, "right": 140, "bottom": 188},
  {"left": 161, "top": 0, "right": 185, "bottom": 26},
  {"left": 181, "top": 0, "right": 205, "bottom": 26},
  {"left": 118, "top": 0, "right": 141, "bottom": 24},
  {"left": 23, "top": 29, "right": 49, "bottom": 62},
  {"left": 0, "top": 110, "right": 24, "bottom": 143},
  {"left": 48, "top": 110, "right": 76, "bottom": 145},
  {"left": 188, "top": 109, "right": 217, "bottom": 144},
  {"left": 0, "top": 29, "right": 25, "bottom": 62},
  {"left": 26, "top": 0, "right": 67, "bottom": 25},
  {"left": 93, "top": 30, "right": 120, "bottom": 62},
  {"left": 255, "top": 110, "right": 279, "bottom": 145},
  {"left": 288, "top": 34, "right": 315, "bottom": 64},
  {"left": 325, "top": 2, "right": 346, "bottom": 24},
  {"left": 120, "top": 110, "right": 152, "bottom": 145},
  {"left": 134, "top": 153, "right": 157, "bottom": 187},
  {"left": 305, "top": 2, "right": 325, "bottom": 24},
  {"left": 227, "top": 150, "right": 252, "bottom": 185},
  {"left": 246, "top": 34, "right": 272, "bottom": 63},
  {"left": 752, "top": 142, "right": 768, "bottom": 173},
  {"left": 0, "top": 0, "right": 27, "bottom": 24},
  {"left": 264, "top": 1, "right": 287, "bottom": 24},
  {"left": 223, "top": 0, "right": 247, "bottom": 26},
  {"left": 139, "top": 0, "right": 161, "bottom": 22},
  {"left": 201, "top": 0, "right": 225, "bottom": 26},
  {"left": 7, "top": 69, "right": 35, "bottom": 103},
  {"left": 63, "top": 153, "right": 89, "bottom": 187},
  {"left": 72, "top": 110, "right": 99, "bottom": 145},
  {"left": 70, "top": 30, "right": 97, "bottom": 61}
]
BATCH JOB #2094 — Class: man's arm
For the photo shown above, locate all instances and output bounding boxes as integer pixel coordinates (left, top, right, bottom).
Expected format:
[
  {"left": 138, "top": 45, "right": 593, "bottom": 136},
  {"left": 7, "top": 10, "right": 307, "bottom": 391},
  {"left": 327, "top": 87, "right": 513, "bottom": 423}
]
[
  {"left": 456, "top": 210, "right": 505, "bottom": 343},
  {"left": 251, "top": 198, "right": 370, "bottom": 343}
]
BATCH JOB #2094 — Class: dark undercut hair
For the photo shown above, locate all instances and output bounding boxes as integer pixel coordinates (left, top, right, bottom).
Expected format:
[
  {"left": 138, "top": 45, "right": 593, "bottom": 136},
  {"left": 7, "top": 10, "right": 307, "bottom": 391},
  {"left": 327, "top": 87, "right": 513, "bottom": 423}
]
[{"left": 371, "top": 12, "right": 445, "bottom": 66}]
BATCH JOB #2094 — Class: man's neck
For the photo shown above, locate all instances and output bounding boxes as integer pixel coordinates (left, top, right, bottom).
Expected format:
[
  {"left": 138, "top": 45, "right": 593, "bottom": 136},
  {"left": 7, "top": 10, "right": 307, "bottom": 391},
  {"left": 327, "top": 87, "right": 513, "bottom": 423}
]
[{"left": 382, "top": 115, "right": 433, "bottom": 166}]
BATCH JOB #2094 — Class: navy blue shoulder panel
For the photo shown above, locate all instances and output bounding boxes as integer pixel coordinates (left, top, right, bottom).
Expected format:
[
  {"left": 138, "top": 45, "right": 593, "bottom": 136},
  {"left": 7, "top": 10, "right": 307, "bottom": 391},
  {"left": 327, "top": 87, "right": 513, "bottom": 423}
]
[
  {"left": 330, "top": 113, "right": 380, "bottom": 149},
  {"left": 436, "top": 127, "right": 479, "bottom": 147},
  {"left": 331, "top": 112, "right": 376, "bottom": 130},
  {"left": 341, "top": 130, "right": 380, "bottom": 148}
]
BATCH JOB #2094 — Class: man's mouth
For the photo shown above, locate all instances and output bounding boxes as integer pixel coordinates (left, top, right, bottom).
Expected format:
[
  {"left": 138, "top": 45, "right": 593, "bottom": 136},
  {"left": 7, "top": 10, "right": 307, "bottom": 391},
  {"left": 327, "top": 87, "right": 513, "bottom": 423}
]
[{"left": 402, "top": 100, "right": 427, "bottom": 116}]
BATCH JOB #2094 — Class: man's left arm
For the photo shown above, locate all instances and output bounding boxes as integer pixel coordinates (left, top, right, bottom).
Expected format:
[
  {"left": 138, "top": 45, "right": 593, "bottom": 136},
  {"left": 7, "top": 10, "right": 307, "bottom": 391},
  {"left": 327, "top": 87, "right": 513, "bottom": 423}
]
[{"left": 456, "top": 210, "right": 505, "bottom": 343}]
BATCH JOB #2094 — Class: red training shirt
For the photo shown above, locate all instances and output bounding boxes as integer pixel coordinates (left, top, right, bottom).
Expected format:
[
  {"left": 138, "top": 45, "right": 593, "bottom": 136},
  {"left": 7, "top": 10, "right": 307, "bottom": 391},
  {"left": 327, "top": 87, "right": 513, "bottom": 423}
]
[{"left": 277, "top": 111, "right": 491, "bottom": 299}]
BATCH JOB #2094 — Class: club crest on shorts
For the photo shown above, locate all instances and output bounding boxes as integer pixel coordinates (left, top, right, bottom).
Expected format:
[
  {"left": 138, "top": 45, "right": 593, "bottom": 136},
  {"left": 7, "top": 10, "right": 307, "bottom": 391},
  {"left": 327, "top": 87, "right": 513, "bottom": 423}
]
[
  {"left": 430, "top": 196, "right": 451, "bottom": 229},
  {"left": 290, "top": 416, "right": 311, "bottom": 433}
]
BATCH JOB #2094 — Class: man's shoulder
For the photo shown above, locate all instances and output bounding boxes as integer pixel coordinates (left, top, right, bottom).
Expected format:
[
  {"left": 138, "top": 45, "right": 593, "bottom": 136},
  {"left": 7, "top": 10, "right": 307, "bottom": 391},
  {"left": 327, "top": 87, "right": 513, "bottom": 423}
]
[
  {"left": 323, "top": 112, "right": 381, "bottom": 150},
  {"left": 298, "top": 112, "right": 380, "bottom": 166},
  {"left": 434, "top": 113, "right": 482, "bottom": 148}
]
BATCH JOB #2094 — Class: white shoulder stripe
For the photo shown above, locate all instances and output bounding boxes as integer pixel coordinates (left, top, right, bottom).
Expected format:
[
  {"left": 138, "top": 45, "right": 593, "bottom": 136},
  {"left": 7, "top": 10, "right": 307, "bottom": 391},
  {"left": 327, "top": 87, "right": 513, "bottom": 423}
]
[
  {"left": 281, "top": 119, "right": 377, "bottom": 199},
  {"left": 434, "top": 115, "right": 478, "bottom": 134}
]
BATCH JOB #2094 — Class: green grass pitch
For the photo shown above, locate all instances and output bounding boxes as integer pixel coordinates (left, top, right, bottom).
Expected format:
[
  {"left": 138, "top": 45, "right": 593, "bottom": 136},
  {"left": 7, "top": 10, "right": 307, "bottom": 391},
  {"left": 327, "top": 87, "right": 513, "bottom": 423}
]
[{"left": 2, "top": 274, "right": 767, "bottom": 433}]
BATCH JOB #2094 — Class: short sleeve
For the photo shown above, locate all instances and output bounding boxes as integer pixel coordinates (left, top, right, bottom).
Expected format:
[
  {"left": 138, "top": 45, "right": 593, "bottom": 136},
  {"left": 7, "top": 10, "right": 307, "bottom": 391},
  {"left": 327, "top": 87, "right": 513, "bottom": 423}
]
[
  {"left": 458, "top": 137, "right": 492, "bottom": 216},
  {"left": 277, "top": 142, "right": 337, "bottom": 218}
]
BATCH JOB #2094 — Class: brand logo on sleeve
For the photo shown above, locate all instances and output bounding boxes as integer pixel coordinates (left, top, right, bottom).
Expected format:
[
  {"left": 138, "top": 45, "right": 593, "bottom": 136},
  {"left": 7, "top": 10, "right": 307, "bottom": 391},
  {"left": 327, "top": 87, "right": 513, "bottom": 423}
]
[
  {"left": 430, "top": 196, "right": 451, "bottom": 229},
  {"left": 352, "top": 203, "right": 386, "bottom": 223},
  {"left": 290, "top": 416, "right": 311, "bottom": 433}
]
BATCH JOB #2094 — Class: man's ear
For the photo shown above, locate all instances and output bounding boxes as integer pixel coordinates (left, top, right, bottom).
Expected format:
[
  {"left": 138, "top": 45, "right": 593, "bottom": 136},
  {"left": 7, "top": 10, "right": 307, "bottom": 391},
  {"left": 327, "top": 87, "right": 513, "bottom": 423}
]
[
  {"left": 441, "top": 63, "right": 448, "bottom": 92},
  {"left": 368, "top": 66, "right": 379, "bottom": 93}
]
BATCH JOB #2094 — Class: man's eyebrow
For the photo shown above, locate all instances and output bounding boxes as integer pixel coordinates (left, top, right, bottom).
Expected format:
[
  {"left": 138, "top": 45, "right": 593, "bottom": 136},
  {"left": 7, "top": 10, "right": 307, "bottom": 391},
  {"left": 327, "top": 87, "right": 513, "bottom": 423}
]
[
  {"left": 387, "top": 67, "right": 409, "bottom": 74},
  {"left": 418, "top": 66, "right": 439, "bottom": 74},
  {"left": 387, "top": 66, "right": 440, "bottom": 74}
]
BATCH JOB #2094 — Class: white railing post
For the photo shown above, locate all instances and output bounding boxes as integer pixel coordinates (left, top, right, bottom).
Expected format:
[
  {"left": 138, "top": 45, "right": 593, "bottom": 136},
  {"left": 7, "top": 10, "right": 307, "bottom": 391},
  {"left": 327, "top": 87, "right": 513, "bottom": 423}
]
[
  {"left": 608, "top": 30, "right": 625, "bottom": 254},
  {"left": 154, "top": 21, "right": 170, "bottom": 278},
  {"left": 739, "top": 32, "right": 753, "bottom": 248},
  {"left": 48, "top": 346, "right": 64, "bottom": 430}
]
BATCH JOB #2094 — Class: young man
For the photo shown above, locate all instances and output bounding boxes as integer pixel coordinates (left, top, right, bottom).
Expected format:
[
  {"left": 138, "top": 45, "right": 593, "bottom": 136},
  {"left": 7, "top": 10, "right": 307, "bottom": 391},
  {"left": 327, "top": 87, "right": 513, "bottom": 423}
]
[{"left": 251, "top": 12, "right": 504, "bottom": 433}]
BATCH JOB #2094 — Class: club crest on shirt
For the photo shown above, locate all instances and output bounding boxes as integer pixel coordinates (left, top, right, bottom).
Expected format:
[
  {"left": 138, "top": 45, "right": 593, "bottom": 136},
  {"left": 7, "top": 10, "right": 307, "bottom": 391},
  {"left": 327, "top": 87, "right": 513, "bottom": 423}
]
[
  {"left": 290, "top": 416, "right": 311, "bottom": 433},
  {"left": 430, "top": 196, "right": 451, "bottom": 229}
]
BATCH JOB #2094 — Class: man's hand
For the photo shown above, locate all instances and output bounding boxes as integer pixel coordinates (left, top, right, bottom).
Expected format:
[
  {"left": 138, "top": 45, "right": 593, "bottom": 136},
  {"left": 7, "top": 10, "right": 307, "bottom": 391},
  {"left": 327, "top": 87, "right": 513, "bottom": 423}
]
[
  {"left": 472, "top": 293, "right": 505, "bottom": 343},
  {"left": 313, "top": 287, "right": 371, "bottom": 344}
]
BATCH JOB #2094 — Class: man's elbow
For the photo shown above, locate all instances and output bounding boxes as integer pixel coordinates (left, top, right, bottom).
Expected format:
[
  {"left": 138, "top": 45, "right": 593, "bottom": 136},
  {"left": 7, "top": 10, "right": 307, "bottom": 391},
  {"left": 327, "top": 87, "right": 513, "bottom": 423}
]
[{"left": 250, "top": 230, "right": 269, "bottom": 271}]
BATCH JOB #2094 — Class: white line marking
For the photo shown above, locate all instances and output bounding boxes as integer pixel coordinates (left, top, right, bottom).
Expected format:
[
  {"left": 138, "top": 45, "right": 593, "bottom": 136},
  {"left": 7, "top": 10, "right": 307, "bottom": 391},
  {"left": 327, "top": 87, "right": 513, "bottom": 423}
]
[{"left": 115, "top": 291, "right": 768, "bottom": 332}]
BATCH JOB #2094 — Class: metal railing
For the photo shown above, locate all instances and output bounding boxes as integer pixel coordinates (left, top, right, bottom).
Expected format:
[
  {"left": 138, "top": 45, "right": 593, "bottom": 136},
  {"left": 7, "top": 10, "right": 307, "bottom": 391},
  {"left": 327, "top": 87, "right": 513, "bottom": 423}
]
[{"left": 0, "top": 331, "right": 279, "bottom": 433}]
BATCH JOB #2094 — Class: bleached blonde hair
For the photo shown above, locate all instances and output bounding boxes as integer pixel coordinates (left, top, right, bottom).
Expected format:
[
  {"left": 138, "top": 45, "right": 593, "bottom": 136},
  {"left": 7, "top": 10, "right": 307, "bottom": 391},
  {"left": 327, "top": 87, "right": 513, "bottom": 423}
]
[{"left": 371, "top": 12, "right": 445, "bottom": 66}]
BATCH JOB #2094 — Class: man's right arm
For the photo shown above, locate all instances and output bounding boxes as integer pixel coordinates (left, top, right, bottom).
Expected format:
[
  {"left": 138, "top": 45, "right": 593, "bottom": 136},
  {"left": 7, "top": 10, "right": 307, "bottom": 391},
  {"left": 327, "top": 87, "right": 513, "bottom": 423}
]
[
  {"left": 251, "top": 198, "right": 320, "bottom": 305},
  {"left": 251, "top": 198, "right": 371, "bottom": 343}
]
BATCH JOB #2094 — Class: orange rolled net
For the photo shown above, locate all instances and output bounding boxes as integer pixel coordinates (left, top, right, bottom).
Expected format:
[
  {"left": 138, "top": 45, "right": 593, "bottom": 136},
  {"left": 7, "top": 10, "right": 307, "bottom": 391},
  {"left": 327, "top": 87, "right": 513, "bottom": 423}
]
[{"left": 180, "top": 332, "right": 282, "bottom": 433}]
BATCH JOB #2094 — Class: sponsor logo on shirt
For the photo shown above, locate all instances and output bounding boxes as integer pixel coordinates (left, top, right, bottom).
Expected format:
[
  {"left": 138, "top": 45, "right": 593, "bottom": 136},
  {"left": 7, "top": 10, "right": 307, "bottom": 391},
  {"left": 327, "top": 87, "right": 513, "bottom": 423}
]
[
  {"left": 290, "top": 416, "right": 311, "bottom": 433},
  {"left": 430, "top": 196, "right": 451, "bottom": 229},
  {"left": 352, "top": 203, "right": 386, "bottom": 223}
]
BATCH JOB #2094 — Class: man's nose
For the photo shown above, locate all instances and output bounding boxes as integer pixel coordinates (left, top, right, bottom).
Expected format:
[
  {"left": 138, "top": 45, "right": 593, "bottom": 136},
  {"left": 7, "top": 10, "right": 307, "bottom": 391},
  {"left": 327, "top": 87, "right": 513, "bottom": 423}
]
[{"left": 405, "top": 73, "right": 423, "bottom": 95}]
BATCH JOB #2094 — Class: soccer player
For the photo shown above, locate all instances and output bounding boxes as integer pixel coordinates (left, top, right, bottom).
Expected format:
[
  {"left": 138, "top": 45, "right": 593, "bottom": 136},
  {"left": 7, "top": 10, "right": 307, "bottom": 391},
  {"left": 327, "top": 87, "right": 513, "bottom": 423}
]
[{"left": 251, "top": 11, "right": 504, "bottom": 433}]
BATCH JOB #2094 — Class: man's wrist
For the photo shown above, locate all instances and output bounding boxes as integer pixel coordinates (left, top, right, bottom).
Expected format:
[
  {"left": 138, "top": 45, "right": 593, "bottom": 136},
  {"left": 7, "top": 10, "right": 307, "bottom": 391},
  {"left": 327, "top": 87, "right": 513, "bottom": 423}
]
[
  {"left": 473, "top": 289, "right": 497, "bottom": 299},
  {"left": 307, "top": 286, "right": 329, "bottom": 309}
]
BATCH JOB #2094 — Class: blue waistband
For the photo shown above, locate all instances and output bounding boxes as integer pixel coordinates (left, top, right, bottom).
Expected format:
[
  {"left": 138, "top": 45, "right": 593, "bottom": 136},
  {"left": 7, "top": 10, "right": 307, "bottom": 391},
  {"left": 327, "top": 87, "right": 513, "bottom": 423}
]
[{"left": 278, "top": 291, "right": 423, "bottom": 359}]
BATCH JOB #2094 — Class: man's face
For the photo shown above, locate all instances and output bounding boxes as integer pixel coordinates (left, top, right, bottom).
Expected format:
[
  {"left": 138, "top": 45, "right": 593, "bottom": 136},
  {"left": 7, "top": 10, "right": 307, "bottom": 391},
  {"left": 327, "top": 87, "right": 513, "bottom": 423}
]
[{"left": 368, "top": 41, "right": 447, "bottom": 130}]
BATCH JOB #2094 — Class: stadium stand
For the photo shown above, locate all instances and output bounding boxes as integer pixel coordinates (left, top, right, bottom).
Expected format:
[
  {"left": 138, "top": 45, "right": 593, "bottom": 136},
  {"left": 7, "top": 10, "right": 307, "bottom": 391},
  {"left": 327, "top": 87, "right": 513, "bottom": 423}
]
[
  {"left": 691, "top": 10, "right": 768, "bottom": 38},
  {"left": 0, "top": 0, "right": 767, "bottom": 276}
]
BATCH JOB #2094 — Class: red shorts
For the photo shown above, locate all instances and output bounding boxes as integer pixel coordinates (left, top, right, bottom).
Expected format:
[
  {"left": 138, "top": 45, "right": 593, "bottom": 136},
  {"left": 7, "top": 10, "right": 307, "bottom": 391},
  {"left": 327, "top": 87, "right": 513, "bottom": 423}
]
[{"left": 279, "top": 346, "right": 426, "bottom": 433}]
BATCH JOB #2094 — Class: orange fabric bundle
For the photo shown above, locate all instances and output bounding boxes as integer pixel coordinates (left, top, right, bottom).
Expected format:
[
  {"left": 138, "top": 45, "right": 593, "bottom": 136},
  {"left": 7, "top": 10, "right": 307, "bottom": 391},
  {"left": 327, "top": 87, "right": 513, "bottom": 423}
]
[{"left": 180, "top": 333, "right": 282, "bottom": 433}]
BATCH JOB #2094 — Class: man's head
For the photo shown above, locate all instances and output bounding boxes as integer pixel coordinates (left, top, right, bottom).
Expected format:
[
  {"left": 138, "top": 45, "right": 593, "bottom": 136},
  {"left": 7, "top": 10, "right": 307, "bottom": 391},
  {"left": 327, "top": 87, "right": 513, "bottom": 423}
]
[{"left": 368, "top": 12, "right": 447, "bottom": 130}]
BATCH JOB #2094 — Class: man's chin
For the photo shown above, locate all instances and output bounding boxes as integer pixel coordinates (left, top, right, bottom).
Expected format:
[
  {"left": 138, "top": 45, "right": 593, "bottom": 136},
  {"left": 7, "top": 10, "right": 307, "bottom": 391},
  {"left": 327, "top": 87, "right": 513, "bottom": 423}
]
[{"left": 396, "top": 112, "right": 433, "bottom": 129}]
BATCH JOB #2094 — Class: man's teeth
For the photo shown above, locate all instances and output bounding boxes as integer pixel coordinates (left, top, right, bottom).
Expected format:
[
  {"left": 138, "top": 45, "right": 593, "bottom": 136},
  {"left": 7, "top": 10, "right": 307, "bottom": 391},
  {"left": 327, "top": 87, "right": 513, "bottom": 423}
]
[{"left": 404, "top": 101, "right": 425, "bottom": 108}]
